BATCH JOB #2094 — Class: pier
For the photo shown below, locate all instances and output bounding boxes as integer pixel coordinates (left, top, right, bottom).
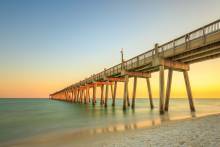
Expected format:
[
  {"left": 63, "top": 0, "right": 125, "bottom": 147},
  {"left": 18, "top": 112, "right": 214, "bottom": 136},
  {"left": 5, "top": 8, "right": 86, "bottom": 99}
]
[{"left": 50, "top": 19, "right": 220, "bottom": 114}]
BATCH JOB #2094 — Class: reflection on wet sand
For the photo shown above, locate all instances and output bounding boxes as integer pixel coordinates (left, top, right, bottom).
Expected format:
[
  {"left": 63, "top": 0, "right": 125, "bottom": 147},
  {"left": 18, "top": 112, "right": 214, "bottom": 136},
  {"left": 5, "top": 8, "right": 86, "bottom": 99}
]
[
  {"left": 87, "top": 112, "right": 197, "bottom": 135},
  {"left": 80, "top": 103, "right": 199, "bottom": 136}
]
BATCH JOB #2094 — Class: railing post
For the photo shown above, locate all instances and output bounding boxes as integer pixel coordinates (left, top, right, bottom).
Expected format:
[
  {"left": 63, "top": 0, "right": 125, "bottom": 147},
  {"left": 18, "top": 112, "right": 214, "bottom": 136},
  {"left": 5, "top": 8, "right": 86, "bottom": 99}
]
[
  {"left": 185, "top": 34, "right": 190, "bottom": 50},
  {"left": 203, "top": 27, "right": 206, "bottom": 44},
  {"left": 155, "top": 43, "right": 159, "bottom": 56}
]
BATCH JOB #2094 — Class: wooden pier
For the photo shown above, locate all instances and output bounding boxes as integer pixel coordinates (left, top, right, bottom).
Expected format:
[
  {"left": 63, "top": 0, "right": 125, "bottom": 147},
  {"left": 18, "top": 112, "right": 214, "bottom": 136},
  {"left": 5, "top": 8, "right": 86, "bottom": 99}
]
[{"left": 50, "top": 19, "right": 220, "bottom": 114}]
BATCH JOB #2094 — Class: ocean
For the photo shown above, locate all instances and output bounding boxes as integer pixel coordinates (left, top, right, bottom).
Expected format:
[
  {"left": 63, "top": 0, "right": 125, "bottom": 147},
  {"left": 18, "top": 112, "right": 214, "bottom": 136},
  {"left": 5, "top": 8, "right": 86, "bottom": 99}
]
[{"left": 0, "top": 98, "right": 220, "bottom": 145}]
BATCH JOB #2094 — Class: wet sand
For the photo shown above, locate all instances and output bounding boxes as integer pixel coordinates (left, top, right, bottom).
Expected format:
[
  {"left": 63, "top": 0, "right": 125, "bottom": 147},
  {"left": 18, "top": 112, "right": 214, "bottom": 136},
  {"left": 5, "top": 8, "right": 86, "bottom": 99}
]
[{"left": 2, "top": 113, "right": 220, "bottom": 147}]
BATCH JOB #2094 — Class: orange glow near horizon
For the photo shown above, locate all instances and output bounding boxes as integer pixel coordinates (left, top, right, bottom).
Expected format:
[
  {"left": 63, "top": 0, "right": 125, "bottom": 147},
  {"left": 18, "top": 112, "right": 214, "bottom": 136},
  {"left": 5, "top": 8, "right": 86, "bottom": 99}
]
[{"left": 1, "top": 58, "right": 220, "bottom": 99}]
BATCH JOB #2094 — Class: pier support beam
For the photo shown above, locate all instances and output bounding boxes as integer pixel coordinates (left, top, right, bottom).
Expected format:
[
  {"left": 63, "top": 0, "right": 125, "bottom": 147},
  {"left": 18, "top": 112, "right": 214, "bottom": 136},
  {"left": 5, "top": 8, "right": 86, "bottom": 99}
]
[
  {"left": 74, "top": 89, "right": 77, "bottom": 103},
  {"left": 64, "top": 91, "right": 67, "bottom": 101},
  {"left": 80, "top": 89, "right": 83, "bottom": 103},
  {"left": 131, "top": 77, "right": 137, "bottom": 109},
  {"left": 104, "top": 84, "right": 109, "bottom": 107},
  {"left": 84, "top": 89, "right": 86, "bottom": 104},
  {"left": 76, "top": 89, "right": 80, "bottom": 103},
  {"left": 111, "top": 84, "right": 114, "bottom": 99},
  {"left": 72, "top": 89, "right": 75, "bottom": 102},
  {"left": 123, "top": 75, "right": 129, "bottom": 110},
  {"left": 71, "top": 89, "right": 74, "bottom": 102},
  {"left": 93, "top": 84, "right": 97, "bottom": 105},
  {"left": 127, "top": 89, "right": 130, "bottom": 107},
  {"left": 100, "top": 85, "right": 104, "bottom": 105},
  {"left": 159, "top": 65, "right": 165, "bottom": 114},
  {"left": 88, "top": 87, "right": 90, "bottom": 103},
  {"left": 165, "top": 69, "right": 173, "bottom": 111},
  {"left": 77, "top": 89, "right": 80, "bottom": 103},
  {"left": 77, "top": 89, "right": 79, "bottom": 103},
  {"left": 183, "top": 70, "right": 195, "bottom": 112},
  {"left": 86, "top": 87, "right": 89, "bottom": 104},
  {"left": 146, "top": 78, "right": 154, "bottom": 109},
  {"left": 112, "top": 82, "right": 117, "bottom": 106}
]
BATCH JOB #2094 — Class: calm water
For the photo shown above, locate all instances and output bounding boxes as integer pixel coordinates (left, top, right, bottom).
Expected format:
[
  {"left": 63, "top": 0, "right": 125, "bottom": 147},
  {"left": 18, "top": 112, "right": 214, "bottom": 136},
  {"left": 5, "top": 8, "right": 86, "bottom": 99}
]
[{"left": 0, "top": 98, "right": 220, "bottom": 144}]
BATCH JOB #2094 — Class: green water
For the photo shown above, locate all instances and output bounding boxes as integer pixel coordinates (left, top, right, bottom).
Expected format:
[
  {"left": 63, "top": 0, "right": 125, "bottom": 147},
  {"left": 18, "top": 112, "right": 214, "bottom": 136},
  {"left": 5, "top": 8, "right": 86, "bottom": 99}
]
[{"left": 0, "top": 98, "right": 220, "bottom": 144}]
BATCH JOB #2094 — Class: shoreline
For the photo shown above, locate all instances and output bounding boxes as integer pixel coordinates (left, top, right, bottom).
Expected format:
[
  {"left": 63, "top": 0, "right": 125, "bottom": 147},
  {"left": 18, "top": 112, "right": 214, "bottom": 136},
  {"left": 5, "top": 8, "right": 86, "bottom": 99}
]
[{"left": 2, "top": 113, "right": 220, "bottom": 147}]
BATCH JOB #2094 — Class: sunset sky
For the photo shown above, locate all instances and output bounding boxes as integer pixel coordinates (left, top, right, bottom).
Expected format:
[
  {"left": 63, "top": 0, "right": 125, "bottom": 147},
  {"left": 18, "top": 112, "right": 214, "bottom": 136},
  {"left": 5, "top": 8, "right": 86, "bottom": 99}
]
[{"left": 0, "top": 0, "right": 220, "bottom": 98}]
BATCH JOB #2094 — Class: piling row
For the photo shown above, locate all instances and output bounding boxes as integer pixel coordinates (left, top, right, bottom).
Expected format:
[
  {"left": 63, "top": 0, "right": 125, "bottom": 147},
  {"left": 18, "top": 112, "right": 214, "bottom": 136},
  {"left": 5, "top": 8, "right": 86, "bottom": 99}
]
[{"left": 50, "top": 44, "right": 196, "bottom": 114}]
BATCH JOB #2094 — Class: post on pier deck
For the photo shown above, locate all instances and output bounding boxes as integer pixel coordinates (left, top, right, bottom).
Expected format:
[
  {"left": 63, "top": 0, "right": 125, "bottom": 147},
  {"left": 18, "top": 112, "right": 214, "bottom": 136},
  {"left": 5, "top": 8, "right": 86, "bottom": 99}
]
[
  {"left": 131, "top": 76, "right": 137, "bottom": 109},
  {"left": 159, "top": 65, "right": 165, "bottom": 114},
  {"left": 100, "top": 85, "right": 104, "bottom": 105},
  {"left": 165, "top": 69, "right": 173, "bottom": 111},
  {"left": 183, "top": 70, "right": 195, "bottom": 112},
  {"left": 123, "top": 75, "right": 129, "bottom": 110},
  {"left": 146, "top": 78, "right": 154, "bottom": 109},
  {"left": 112, "top": 81, "right": 117, "bottom": 106},
  {"left": 104, "top": 84, "right": 109, "bottom": 107}
]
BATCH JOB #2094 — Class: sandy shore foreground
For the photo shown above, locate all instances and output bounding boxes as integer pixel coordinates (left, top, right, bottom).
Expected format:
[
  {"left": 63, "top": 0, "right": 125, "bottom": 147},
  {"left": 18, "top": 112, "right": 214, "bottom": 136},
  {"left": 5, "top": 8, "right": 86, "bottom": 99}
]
[
  {"left": 84, "top": 114, "right": 220, "bottom": 147},
  {"left": 4, "top": 114, "right": 220, "bottom": 147}
]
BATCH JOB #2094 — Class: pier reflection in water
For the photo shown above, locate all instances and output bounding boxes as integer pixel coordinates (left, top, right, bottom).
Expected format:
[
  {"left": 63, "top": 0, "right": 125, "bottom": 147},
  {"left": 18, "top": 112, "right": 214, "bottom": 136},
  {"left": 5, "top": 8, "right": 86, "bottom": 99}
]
[{"left": 87, "top": 111, "right": 197, "bottom": 135}]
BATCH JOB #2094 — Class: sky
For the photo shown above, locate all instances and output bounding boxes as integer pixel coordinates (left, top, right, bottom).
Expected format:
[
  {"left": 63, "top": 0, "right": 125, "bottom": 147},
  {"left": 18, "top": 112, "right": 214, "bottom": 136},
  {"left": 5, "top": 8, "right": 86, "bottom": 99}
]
[{"left": 0, "top": 0, "right": 220, "bottom": 98}]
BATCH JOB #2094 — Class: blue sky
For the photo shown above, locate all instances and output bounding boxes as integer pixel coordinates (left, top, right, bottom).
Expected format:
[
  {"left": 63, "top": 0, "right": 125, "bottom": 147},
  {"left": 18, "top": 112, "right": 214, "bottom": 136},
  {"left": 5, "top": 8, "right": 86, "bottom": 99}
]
[{"left": 0, "top": 0, "right": 220, "bottom": 97}]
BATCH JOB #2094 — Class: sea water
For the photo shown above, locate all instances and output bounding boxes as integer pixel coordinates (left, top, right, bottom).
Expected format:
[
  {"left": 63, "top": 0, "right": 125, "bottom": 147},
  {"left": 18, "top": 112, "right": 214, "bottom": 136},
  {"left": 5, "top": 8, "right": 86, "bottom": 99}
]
[{"left": 0, "top": 98, "right": 220, "bottom": 144}]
